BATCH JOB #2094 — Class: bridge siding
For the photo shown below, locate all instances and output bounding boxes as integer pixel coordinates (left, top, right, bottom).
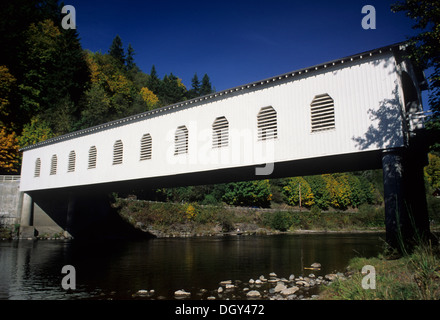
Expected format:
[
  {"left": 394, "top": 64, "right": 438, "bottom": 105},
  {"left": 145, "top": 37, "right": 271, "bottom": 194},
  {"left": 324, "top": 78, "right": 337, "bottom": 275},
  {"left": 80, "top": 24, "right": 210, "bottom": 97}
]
[{"left": 20, "top": 52, "right": 406, "bottom": 192}]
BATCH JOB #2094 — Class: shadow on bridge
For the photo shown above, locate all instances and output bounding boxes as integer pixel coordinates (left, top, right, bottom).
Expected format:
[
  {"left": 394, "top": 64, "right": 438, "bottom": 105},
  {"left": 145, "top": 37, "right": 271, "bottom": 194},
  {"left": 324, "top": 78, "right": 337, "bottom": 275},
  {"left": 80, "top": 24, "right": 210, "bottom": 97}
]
[{"left": 352, "top": 87, "right": 404, "bottom": 150}]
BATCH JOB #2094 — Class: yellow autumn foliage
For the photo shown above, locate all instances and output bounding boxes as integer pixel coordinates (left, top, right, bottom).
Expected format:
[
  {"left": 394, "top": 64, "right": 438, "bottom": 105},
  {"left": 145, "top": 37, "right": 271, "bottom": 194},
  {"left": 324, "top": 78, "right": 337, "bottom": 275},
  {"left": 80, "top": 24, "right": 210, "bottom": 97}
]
[
  {"left": 0, "top": 127, "right": 20, "bottom": 173},
  {"left": 140, "top": 87, "right": 159, "bottom": 108},
  {"left": 185, "top": 203, "right": 198, "bottom": 220}
]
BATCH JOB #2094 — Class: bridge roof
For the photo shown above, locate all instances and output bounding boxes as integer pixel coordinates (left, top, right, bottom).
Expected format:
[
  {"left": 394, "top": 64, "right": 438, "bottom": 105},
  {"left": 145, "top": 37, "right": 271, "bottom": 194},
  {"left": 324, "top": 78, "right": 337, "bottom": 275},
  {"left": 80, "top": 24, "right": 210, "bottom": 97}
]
[{"left": 20, "top": 42, "right": 408, "bottom": 152}]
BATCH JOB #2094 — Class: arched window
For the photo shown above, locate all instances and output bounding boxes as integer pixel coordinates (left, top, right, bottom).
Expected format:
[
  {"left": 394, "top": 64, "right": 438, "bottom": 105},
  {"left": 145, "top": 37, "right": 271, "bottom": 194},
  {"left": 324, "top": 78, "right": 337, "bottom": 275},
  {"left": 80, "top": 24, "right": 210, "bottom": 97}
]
[
  {"left": 50, "top": 155, "right": 57, "bottom": 175},
  {"left": 67, "top": 150, "right": 76, "bottom": 172},
  {"left": 174, "top": 125, "right": 188, "bottom": 155},
  {"left": 140, "top": 134, "right": 152, "bottom": 161},
  {"left": 212, "top": 116, "right": 229, "bottom": 148},
  {"left": 311, "top": 93, "right": 335, "bottom": 132},
  {"left": 34, "top": 158, "right": 41, "bottom": 177},
  {"left": 88, "top": 146, "right": 97, "bottom": 169},
  {"left": 257, "top": 106, "right": 278, "bottom": 140},
  {"left": 113, "top": 140, "right": 123, "bottom": 165}
]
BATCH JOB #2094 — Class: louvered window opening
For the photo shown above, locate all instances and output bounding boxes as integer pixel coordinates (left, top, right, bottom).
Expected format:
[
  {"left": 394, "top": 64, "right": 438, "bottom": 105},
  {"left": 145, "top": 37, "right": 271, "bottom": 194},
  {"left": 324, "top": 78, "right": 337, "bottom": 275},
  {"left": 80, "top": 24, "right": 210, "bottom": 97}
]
[
  {"left": 257, "top": 106, "right": 278, "bottom": 141},
  {"left": 212, "top": 117, "right": 229, "bottom": 148},
  {"left": 68, "top": 151, "right": 76, "bottom": 172},
  {"left": 311, "top": 94, "right": 335, "bottom": 132},
  {"left": 34, "top": 158, "right": 41, "bottom": 177},
  {"left": 113, "top": 140, "right": 123, "bottom": 165},
  {"left": 50, "top": 155, "right": 57, "bottom": 175},
  {"left": 88, "top": 146, "right": 97, "bottom": 169},
  {"left": 140, "top": 134, "right": 152, "bottom": 160},
  {"left": 175, "top": 126, "right": 188, "bottom": 155}
]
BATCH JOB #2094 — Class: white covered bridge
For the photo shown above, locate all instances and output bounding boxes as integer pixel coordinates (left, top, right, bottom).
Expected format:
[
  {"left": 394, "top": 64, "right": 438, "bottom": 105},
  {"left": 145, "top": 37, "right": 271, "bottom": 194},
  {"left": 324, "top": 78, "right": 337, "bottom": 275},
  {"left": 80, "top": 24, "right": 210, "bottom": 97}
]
[{"left": 18, "top": 42, "right": 432, "bottom": 246}]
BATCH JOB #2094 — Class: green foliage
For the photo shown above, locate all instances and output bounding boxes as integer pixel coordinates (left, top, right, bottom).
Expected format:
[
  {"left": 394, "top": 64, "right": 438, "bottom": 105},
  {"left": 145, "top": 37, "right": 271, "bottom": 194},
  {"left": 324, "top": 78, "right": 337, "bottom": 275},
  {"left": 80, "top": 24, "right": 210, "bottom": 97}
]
[
  {"left": 18, "top": 117, "right": 54, "bottom": 148},
  {"left": 391, "top": 1, "right": 440, "bottom": 150},
  {"left": 425, "top": 153, "right": 440, "bottom": 190},
  {"left": 282, "top": 177, "right": 315, "bottom": 208},
  {"left": 305, "top": 175, "right": 331, "bottom": 209},
  {"left": 200, "top": 74, "right": 213, "bottom": 96},
  {"left": 108, "top": 35, "right": 125, "bottom": 66},
  {"left": 264, "top": 211, "right": 292, "bottom": 231},
  {"left": 222, "top": 180, "right": 272, "bottom": 208}
]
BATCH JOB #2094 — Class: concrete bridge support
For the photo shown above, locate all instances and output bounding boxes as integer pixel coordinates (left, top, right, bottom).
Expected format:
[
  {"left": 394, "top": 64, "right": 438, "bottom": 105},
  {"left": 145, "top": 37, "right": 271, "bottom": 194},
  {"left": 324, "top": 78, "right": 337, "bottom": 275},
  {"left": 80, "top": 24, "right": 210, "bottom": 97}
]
[
  {"left": 19, "top": 193, "right": 36, "bottom": 239},
  {"left": 382, "top": 147, "right": 432, "bottom": 251}
]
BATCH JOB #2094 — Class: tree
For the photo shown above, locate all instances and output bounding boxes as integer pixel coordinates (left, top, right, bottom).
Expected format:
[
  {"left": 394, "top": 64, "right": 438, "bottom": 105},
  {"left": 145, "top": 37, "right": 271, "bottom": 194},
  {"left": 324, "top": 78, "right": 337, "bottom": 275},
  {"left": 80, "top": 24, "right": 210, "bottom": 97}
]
[
  {"left": 391, "top": 1, "right": 440, "bottom": 149},
  {"left": 189, "top": 73, "right": 201, "bottom": 98},
  {"left": 159, "top": 73, "right": 187, "bottom": 106},
  {"left": 18, "top": 117, "right": 54, "bottom": 149},
  {"left": 425, "top": 153, "right": 440, "bottom": 190},
  {"left": 0, "top": 65, "right": 17, "bottom": 124},
  {"left": 305, "top": 175, "right": 331, "bottom": 209},
  {"left": 108, "top": 35, "right": 125, "bottom": 66},
  {"left": 140, "top": 87, "right": 159, "bottom": 110},
  {"left": 200, "top": 74, "right": 213, "bottom": 96},
  {"left": 222, "top": 180, "right": 272, "bottom": 208},
  {"left": 125, "top": 43, "right": 136, "bottom": 71},
  {"left": 147, "top": 65, "right": 161, "bottom": 94},
  {"left": 0, "top": 127, "right": 19, "bottom": 174},
  {"left": 282, "top": 177, "right": 315, "bottom": 208}
]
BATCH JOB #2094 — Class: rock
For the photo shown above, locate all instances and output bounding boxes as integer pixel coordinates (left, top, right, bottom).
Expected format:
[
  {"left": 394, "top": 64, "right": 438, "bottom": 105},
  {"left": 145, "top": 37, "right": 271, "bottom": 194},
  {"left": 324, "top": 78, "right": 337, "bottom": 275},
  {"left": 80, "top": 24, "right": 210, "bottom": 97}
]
[
  {"left": 289, "top": 274, "right": 295, "bottom": 281},
  {"left": 296, "top": 280, "right": 310, "bottom": 287},
  {"left": 220, "top": 280, "right": 232, "bottom": 286},
  {"left": 246, "top": 290, "right": 261, "bottom": 298},
  {"left": 274, "top": 283, "right": 287, "bottom": 293},
  {"left": 137, "top": 289, "right": 149, "bottom": 295},
  {"left": 207, "top": 296, "right": 216, "bottom": 300},
  {"left": 174, "top": 289, "right": 191, "bottom": 298},
  {"left": 309, "top": 274, "right": 316, "bottom": 278},
  {"left": 281, "top": 286, "right": 299, "bottom": 296},
  {"left": 225, "top": 284, "right": 235, "bottom": 289},
  {"left": 255, "top": 279, "right": 262, "bottom": 284},
  {"left": 259, "top": 275, "right": 267, "bottom": 282},
  {"left": 218, "top": 287, "right": 224, "bottom": 293},
  {"left": 269, "top": 272, "right": 277, "bottom": 277},
  {"left": 311, "top": 262, "right": 321, "bottom": 268},
  {"left": 249, "top": 279, "right": 255, "bottom": 284},
  {"left": 325, "top": 274, "right": 338, "bottom": 281}
]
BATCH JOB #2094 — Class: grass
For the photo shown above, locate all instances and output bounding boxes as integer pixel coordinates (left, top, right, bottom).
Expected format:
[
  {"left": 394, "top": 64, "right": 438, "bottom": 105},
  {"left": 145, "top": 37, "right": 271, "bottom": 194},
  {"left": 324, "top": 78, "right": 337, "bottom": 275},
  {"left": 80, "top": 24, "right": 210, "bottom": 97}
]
[
  {"left": 319, "top": 241, "right": 440, "bottom": 300},
  {"left": 112, "top": 197, "right": 387, "bottom": 236}
]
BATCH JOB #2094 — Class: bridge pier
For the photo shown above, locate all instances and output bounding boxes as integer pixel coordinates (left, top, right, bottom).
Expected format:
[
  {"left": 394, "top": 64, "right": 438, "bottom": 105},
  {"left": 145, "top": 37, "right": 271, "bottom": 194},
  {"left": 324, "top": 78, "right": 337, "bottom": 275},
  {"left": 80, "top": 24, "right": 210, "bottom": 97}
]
[
  {"left": 65, "top": 192, "right": 76, "bottom": 238},
  {"left": 19, "top": 193, "right": 36, "bottom": 239},
  {"left": 382, "top": 147, "right": 432, "bottom": 251}
]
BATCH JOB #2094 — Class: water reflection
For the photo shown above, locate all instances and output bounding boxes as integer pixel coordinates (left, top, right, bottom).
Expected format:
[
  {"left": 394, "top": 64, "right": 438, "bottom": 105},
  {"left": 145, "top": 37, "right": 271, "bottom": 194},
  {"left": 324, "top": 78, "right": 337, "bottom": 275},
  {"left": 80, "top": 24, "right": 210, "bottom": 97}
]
[{"left": 0, "top": 233, "right": 385, "bottom": 300}]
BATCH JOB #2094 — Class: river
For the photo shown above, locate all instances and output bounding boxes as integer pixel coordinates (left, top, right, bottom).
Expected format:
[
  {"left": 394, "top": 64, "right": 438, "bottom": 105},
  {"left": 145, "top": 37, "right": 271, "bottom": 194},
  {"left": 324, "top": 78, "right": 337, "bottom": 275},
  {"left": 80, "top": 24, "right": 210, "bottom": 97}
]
[{"left": 0, "top": 233, "right": 385, "bottom": 300}]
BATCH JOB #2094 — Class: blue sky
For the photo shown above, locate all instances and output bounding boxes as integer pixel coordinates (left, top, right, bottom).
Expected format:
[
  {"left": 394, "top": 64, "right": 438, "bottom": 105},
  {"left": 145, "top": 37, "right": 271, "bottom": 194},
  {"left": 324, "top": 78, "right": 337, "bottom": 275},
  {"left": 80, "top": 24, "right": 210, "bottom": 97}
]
[{"left": 69, "top": 0, "right": 422, "bottom": 94}]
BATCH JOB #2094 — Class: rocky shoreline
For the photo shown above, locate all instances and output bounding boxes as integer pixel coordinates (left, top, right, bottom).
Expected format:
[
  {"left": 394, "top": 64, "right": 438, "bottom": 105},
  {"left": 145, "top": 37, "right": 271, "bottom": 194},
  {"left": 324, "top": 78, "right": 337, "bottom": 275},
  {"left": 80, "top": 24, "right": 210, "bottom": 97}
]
[{"left": 132, "top": 263, "right": 350, "bottom": 300}]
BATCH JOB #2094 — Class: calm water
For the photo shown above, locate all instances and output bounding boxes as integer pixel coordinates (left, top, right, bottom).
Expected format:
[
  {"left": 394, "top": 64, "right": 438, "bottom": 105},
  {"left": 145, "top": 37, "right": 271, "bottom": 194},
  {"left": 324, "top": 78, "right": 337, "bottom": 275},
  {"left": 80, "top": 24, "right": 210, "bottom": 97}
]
[{"left": 0, "top": 233, "right": 385, "bottom": 300}]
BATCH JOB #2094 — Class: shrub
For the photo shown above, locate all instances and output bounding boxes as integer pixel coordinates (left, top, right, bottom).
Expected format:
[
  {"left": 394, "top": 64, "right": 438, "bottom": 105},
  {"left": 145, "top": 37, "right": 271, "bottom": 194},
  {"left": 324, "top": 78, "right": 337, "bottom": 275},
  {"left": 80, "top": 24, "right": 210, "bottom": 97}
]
[{"left": 266, "top": 211, "right": 292, "bottom": 231}]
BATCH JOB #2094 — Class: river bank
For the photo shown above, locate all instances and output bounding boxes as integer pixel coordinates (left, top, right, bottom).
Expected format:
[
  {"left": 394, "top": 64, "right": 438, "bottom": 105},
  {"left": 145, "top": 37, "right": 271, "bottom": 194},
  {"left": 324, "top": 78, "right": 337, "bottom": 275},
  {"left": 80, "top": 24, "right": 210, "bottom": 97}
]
[{"left": 113, "top": 197, "right": 388, "bottom": 239}]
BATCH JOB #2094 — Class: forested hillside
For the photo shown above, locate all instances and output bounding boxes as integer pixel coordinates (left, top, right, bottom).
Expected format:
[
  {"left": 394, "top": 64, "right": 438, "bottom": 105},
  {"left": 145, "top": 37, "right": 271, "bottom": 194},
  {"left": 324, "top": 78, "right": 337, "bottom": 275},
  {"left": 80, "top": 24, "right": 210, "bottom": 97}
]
[
  {"left": 0, "top": 0, "right": 213, "bottom": 174},
  {"left": 1, "top": 1, "right": 440, "bottom": 218}
]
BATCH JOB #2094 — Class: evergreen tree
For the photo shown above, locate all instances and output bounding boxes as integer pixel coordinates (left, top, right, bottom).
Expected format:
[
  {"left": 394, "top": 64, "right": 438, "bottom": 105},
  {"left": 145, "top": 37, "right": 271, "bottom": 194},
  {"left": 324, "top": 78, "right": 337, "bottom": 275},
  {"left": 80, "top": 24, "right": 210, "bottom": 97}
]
[
  {"left": 126, "top": 43, "right": 136, "bottom": 71},
  {"left": 200, "top": 74, "right": 213, "bottom": 96},
  {"left": 147, "top": 65, "right": 161, "bottom": 94},
  {"left": 189, "top": 73, "right": 201, "bottom": 98},
  {"left": 108, "top": 35, "right": 125, "bottom": 66},
  {"left": 159, "top": 73, "right": 187, "bottom": 106}
]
